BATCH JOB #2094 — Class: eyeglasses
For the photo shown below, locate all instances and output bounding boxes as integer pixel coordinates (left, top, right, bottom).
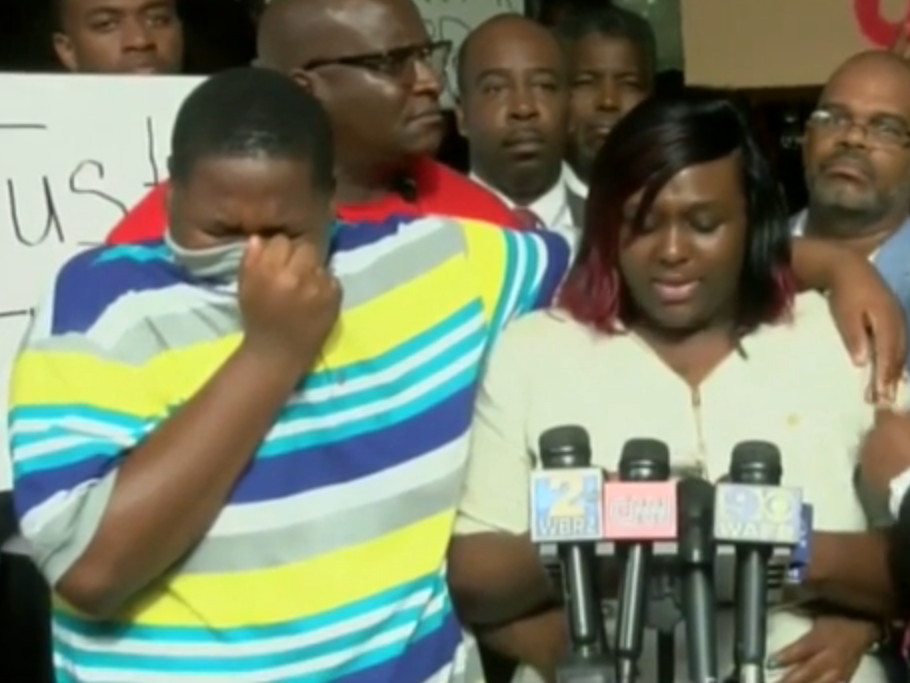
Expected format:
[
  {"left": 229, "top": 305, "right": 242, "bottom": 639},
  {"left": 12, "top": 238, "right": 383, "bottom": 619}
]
[
  {"left": 806, "top": 108, "right": 910, "bottom": 149},
  {"left": 302, "top": 40, "right": 452, "bottom": 83}
]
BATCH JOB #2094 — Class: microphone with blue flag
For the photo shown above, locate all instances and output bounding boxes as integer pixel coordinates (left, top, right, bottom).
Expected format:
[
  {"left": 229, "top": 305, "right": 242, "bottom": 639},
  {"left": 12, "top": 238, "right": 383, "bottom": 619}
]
[
  {"left": 530, "top": 467, "right": 605, "bottom": 543},
  {"left": 714, "top": 442, "right": 802, "bottom": 683},
  {"left": 530, "top": 425, "right": 613, "bottom": 683},
  {"left": 713, "top": 483, "right": 803, "bottom": 547}
]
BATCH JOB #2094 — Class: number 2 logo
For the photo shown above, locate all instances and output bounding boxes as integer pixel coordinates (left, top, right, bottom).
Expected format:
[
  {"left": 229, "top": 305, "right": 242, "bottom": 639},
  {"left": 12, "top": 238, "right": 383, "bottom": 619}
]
[{"left": 549, "top": 475, "right": 584, "bottom": 517}]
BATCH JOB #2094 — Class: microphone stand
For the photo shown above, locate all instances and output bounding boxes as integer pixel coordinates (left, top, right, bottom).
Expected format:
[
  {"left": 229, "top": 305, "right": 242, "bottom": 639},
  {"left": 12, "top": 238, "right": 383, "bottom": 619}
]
[
  {"left": 645, "top": 575, "right": 679, "bottom": 683},
  {"left": 555, "top": 543, "right": 614, "bottom": 683},
  {"left": 535, "top": 426, "right": 614, "bottom": 683},
  {"left": 656, "top": 631, "right": 675, "bottom": 683}
]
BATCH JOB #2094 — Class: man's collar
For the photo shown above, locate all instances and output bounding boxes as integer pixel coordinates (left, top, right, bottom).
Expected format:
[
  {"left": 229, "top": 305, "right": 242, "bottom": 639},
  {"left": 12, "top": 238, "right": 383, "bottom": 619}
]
[
  {"left": 790, "top": 208, "right": 910, "bottom": 265},
  {"left": 563, "top": 162, "right": 588, "bottom": 198},
  {"left": 790, "top": 210, "right": 807, "bottom": 236},
  {"left": 468, "top": 169, "right": 498, "bottom": 199},
  {"left": 468, "top": 168, "right": 566, "bottom": 210},
  {"left": 469, "top": 167, "right": 572, "bottom": 227},
  {"left": 790, "top": 208, "right": 910, "bottom": 241}
]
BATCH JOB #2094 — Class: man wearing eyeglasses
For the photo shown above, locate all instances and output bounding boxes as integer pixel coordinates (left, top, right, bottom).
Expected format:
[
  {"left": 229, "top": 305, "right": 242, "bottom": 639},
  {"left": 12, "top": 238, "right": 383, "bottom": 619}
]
[
  {"left": 777, "top": 50, "right": 910, "bottom": 681},
  {"left": 797, "top": 51, "right": 910, "bottom": 371},
  {"left": 105, "top": 0, "right": 520, "bottom": 243}
]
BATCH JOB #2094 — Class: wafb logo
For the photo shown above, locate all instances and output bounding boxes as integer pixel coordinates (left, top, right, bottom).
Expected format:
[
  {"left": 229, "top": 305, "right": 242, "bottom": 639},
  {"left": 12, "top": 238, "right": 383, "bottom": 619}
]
[
  {"left": 713, "top": 484, "right": 802, "bottom": 545},
  {"left": 530, "top": 469, "right": 603, "bottom": 542}
]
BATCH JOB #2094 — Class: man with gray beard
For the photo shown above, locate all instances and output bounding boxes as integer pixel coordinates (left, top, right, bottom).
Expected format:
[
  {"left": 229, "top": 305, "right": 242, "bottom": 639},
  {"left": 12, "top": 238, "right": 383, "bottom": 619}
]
[{"left": 799, "top": 51, "right": 910, "bottom": 368}]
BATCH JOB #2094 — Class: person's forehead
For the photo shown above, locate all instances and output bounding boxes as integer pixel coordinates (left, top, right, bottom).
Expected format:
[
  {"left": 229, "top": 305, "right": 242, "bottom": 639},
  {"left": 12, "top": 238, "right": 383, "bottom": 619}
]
[
  {"left": 569, "top": 33, "right": 648, "bottom": 78},
  {"left": 570, "top": 31, "right": 642, "bottom": 62},
  {"left": 465, "top": 23, "right": 563, "bottom": 76},
  {"left": 66, "top": 0, "right": 172, "bottom": 14},
  {"left": 653, "top": 156, "right": 742, "bottom": 202},
  {"left": 317, "top": 0, "right": 428, "bottom": 53},
  {"left": 185, "top": 156, "right": 312, "bottom": 198},
  {"left": 822, "top": 66, "right": 910, "bottom": 120}
]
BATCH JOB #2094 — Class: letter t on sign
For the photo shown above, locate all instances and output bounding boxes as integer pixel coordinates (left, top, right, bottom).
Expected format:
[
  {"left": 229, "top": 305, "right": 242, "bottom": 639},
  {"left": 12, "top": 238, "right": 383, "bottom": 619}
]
[{"left": 854, "top": 0, "right": 910, "bottom": 48}]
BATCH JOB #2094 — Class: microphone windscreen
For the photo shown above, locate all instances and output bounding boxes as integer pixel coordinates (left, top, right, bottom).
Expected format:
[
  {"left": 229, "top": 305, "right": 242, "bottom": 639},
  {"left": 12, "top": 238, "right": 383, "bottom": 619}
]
[
  {"left": 539, "top": 425, "right": 592, "bottom": 468},
  {"left": 619, "top": 438, "right": 670, "bottom": 479},
  {"left": 730, "top": 441, "right": 782, "bottom": 483}
]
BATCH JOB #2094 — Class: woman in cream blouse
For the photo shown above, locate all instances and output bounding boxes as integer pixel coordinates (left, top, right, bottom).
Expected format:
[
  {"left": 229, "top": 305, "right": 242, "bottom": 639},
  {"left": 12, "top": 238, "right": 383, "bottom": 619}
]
[{"left": 447, "top": 90, "right": 906, "bottom": 683}]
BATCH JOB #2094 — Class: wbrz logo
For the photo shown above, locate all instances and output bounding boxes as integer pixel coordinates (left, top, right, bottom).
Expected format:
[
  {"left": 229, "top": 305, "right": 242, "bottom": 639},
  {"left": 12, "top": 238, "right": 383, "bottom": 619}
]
[{"left": 530, "top": 470, "right": 602, "bottom": 542}]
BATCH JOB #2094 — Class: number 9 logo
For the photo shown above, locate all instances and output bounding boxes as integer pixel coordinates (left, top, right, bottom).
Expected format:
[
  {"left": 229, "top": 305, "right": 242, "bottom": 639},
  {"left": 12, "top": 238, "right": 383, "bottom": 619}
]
[
  {"left": 761, "top": 488, "right": 797, "bottom": 522},
  {"left": 724, "top": 486, "right": 797, "bottom": 522}
]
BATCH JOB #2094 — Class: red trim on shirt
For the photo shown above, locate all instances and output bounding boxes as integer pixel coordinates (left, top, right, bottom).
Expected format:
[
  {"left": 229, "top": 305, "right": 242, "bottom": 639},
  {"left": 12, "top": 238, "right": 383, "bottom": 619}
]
[
  {"left": 105, "top": 159, "right": 520, "bottom": 244},
  {"left": 106, "top": 183, "right": 169, "bottom": 244}
]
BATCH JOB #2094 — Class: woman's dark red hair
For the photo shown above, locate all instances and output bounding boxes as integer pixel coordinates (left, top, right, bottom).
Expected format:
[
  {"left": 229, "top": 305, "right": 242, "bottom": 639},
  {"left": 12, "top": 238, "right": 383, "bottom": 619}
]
[{"left": 558, "top": 88, "right": 796, "bottom": 334}]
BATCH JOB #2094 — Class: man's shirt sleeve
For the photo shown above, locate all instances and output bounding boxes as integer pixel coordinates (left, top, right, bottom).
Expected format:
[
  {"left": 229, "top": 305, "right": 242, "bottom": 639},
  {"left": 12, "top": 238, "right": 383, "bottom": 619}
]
[
  {"left": 9, "top": 261, "right": 158, "bottom": 585},
  {"left": 459, "top": 218, "right": 571, "bottom": 337}
]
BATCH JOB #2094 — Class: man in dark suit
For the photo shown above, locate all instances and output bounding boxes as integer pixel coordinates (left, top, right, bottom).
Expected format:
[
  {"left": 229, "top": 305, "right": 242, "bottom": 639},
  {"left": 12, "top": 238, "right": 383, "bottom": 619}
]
[{"left": 456, "top": 15, "right": 580, "bottom": 242}]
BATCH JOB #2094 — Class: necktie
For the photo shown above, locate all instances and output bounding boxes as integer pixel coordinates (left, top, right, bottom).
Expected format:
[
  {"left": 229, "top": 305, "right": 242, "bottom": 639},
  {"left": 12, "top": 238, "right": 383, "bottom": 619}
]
[{"left": 513, "top": 206, "right": 545, "bottom": 231}]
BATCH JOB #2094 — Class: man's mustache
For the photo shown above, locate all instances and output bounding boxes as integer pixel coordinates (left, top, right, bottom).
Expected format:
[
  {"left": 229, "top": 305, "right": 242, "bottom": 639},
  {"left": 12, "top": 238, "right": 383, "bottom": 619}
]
[{"left": 820, "top": 151, "right": 875, "bottom": 180}]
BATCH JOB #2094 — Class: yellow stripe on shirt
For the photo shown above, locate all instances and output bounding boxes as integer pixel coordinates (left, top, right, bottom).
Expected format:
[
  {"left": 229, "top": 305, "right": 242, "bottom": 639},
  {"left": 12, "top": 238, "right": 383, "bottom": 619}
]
[
  {"left": 65, "top": 510, "right": 456, "bottom": 628},
  {"left": 460, "top": 220, "right": 510, "bottom": 327},
  {"left": 326, "top": 256, "right": 471, "bottom": 367}
]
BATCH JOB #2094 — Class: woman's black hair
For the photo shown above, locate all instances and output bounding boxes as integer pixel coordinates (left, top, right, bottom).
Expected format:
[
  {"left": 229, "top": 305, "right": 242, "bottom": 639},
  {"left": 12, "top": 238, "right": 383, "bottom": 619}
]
[{"left": 560, "top": 87, "right": 794, "bottom": 333}]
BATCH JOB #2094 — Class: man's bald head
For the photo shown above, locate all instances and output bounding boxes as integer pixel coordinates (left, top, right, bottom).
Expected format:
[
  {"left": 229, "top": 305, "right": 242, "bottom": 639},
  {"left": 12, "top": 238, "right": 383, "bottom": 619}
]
[
  {"left": 457, "top": 14, "right": 564, "bottom": 95},
  {"left": 803, "top": 50, "right": 910, "bottom": 235},
  {"left": 823, "top": 50, "right": 910, "bottom": 100},
  {"left": 455, "top": 13, "right": 568, "bottom": 205},
  {"left": 256, "top": 0, "right": 325, "bottom": 68},
  {"left": 257, "top": 0, "right": 424, "bottom": 68},
  {"left": 255, "top": 0, "right": 445, "bottom": 185}
]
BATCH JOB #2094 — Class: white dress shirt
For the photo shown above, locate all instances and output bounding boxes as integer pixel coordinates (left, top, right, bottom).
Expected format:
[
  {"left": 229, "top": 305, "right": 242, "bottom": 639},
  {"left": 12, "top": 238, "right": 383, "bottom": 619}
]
[
  {"left": 470, "top": 165, "right": 580, "bottom": 248},
  {"left": 563, "top": 162, "right": 588, "bottom": 199}
]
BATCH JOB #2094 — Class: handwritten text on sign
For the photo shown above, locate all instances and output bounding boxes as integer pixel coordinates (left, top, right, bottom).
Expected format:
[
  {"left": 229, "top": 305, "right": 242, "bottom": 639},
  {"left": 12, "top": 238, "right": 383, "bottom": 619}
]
[
  {"left": 0, "top": 74, "right": 199, "bottom": 491},
  {"left": 0, "top": 75, "right": 197, "bottom": 315}
]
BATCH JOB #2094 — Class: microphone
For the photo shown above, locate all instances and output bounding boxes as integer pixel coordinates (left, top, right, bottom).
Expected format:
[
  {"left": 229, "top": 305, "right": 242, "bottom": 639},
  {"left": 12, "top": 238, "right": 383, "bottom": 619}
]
[
  {"left": 677, "top": 478, "right": 718, "bottom": 683},
  {"left": 606, "top": 439, "right": 675, "bottom": 683},
  {"left": 714, "top": 441, "right": 802, "bottom": 683},
  {"left": 530, "top": 425, "right": 612, "bottom": 681}
]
